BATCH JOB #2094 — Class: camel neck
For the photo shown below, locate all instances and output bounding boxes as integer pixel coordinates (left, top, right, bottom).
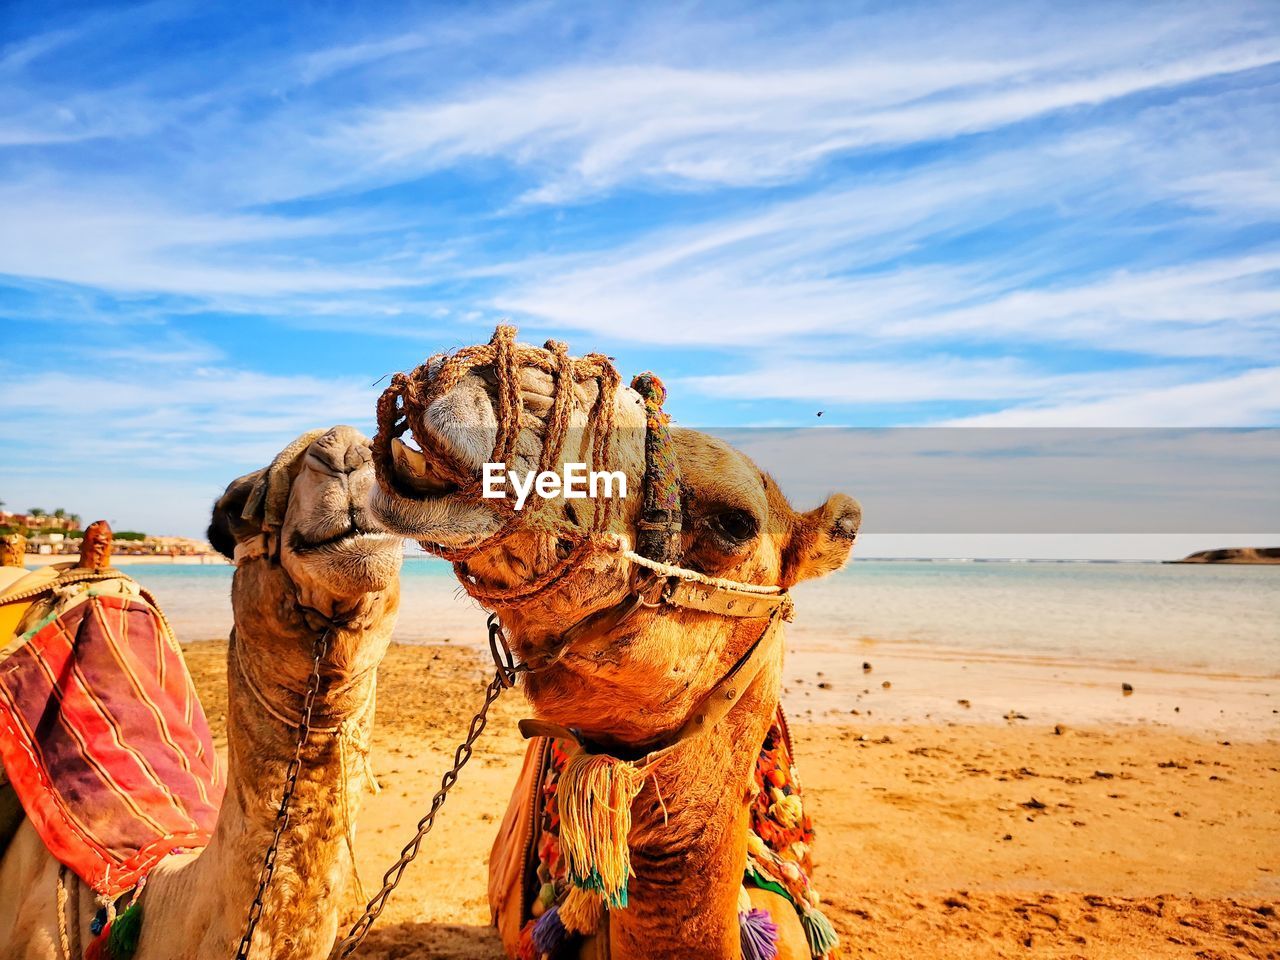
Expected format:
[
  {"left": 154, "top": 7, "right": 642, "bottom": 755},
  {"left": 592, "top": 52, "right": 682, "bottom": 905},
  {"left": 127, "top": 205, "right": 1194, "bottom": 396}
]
[
  {"left": 607, "top": 664, "right": 781, "bottom": 960},
  {"left": 141, "top": 576, "right": 394, "bottom": 960}
]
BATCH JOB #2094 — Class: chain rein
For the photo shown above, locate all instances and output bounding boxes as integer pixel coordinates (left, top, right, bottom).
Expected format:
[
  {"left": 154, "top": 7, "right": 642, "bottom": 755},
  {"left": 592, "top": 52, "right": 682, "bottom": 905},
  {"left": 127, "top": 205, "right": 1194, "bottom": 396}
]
[
  {"left": 331, "top": 614, "right": 521, "bottom": 958},
  {"left": 233, "top": 620, "right": 332, "bottom": 959}
]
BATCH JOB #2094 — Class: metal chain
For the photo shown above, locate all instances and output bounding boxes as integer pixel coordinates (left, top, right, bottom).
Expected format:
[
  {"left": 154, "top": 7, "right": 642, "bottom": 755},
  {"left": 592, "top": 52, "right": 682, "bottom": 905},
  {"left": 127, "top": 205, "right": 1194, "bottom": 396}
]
[
  {"left": 332, "top": 614, "right": 520, "bottom": 957},
  {"left": 233, "top": 626, "right": 331, "bottom": 959}
]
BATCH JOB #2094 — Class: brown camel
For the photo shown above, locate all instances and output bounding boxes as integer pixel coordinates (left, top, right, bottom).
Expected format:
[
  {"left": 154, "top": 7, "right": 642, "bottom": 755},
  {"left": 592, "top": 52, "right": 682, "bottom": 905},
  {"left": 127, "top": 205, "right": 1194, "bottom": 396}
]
[
  {"left": 371, "top": 331, "right": 860, "bottom": 960},
  {"left": 0, "top": 426, "right": 402, "bottom": 959}
]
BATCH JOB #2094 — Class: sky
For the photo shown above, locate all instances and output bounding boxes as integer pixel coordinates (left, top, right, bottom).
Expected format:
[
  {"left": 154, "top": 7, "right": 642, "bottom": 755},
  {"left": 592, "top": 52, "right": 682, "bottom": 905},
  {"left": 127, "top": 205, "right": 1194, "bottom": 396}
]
[{"left": 1, "top": 0, "right": 1278, "bottom": 550}]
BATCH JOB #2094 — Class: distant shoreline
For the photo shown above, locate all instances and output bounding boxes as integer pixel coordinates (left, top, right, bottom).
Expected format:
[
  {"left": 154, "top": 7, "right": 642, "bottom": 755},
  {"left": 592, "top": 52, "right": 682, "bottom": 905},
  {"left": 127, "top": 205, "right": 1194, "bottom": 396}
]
[{"left": 23, "top": 553, "right": 229, "bottom": 567}]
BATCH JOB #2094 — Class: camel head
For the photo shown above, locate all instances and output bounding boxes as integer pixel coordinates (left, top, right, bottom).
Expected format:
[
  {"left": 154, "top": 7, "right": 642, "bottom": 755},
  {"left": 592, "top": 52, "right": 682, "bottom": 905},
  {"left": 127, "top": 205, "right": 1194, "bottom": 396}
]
[
  {"left": 209, "top": 425, "right": 403, "bottom": 626},
  {"left": 372, "top": 331, "right": 859, "bottom": 748}
]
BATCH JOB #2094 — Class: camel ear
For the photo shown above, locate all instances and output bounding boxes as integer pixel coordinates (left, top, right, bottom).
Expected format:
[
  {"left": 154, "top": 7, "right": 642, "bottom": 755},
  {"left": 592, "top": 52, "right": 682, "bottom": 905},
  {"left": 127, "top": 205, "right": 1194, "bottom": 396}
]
[
  {"left": 207, "top": 469, "right": 267, "bottom": 560},
  {"left": 780, "top": 494, "right": 861, "bottom": 587}
]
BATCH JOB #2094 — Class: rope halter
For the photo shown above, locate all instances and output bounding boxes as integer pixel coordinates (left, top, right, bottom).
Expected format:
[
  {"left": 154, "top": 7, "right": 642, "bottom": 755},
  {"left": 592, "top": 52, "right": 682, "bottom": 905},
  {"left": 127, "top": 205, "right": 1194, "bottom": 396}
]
[{"left": 371, "top": 324, "right": 683, "bottom": 606}]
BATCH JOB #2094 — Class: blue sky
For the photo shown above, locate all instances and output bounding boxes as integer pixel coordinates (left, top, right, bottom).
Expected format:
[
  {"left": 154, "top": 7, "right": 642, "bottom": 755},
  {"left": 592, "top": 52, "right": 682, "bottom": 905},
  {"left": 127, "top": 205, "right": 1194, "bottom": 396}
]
[{"left": 1, "top": 0, "right": 1279, "bottom": 540}]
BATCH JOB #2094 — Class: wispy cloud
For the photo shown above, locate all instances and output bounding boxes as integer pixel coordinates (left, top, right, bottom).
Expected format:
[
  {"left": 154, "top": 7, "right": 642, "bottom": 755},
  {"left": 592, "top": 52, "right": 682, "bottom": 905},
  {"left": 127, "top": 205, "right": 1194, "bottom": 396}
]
[
  {"left": 686, "top": 358, "right": 1194, "bottom": 406},
  {"left": 0, "top": 185, "right": 414, "bottom": 296},
  {"left": 942, "top": 367, "right": 1280, "bottom": 427},
  {"left": 345, "top": 42, "right": 1278, "bottom": 204},
  {"left": 0, "top": 364, "right": 379, "bottom": 471}
]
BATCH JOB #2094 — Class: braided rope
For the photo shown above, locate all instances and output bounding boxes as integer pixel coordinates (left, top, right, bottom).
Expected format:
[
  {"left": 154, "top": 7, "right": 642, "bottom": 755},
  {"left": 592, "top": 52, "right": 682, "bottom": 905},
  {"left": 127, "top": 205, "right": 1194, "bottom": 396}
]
[
  {"left": 372, "top": 325, "right": 626, "bottom": 600},
  {"left": 56, "top": 865, "right": 72, "bottom": 960},
  {"left": 620, "top": 549, "right": 785, "bottom": 595}
]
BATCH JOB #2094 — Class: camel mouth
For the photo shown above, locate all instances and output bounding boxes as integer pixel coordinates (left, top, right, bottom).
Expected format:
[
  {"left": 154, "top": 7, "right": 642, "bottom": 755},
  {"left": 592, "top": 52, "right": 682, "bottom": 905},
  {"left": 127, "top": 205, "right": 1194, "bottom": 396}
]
[
  {"left": 388, "top": 436, "right": 461, "bottom": 499},
  {"left": 370, "top": 367, "right": 512, "bottom": 547},
  {"left": 291, "top": 526, "right": 398, "bottom": 554}
]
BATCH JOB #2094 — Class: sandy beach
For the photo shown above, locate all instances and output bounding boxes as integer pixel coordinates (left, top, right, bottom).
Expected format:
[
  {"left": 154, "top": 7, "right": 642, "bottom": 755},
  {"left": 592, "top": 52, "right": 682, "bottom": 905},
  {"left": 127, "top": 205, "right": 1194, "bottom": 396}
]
[{"left": 183, "top": 641, "right": 1280, "bottom": 959}]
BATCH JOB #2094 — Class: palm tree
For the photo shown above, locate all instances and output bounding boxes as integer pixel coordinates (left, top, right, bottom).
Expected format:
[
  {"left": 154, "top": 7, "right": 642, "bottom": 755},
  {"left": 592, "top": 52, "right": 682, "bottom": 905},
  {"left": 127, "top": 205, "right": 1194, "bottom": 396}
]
[
  {"left": 53, "top": 508, "right": 66, "bottom": 520},
  {"left": 28, "top": 508, "right": 45, "bottom": 518}
]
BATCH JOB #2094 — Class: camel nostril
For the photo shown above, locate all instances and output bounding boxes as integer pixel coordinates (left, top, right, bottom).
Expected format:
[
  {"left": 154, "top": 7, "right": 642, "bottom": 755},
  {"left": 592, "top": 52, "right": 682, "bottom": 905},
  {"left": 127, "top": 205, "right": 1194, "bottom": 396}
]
[
  {"left": 343, "top": 444, "right": 367, "bottom": 474},
  {"left": 309, "top": 442, "right": 365, "bottom": 476}
]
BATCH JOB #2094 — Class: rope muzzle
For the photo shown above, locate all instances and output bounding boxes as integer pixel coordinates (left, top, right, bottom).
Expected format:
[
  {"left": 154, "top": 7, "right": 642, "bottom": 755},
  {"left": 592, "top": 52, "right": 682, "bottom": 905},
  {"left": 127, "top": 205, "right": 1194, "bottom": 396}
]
[{"left": 371, "top": 325, "right": 684, "bottom": 607}]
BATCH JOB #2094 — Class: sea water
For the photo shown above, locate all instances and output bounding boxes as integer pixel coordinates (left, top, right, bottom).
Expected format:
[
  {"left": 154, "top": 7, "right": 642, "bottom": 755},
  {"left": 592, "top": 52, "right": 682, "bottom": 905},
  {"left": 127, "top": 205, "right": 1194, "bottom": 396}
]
[{"left": 124, "top": 558, "right": 1279, "bottom": 678}]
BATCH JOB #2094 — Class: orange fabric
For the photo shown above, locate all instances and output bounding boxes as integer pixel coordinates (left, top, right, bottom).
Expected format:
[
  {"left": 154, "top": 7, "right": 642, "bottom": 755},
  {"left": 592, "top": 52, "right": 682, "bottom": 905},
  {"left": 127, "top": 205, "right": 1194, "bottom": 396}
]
[{"left": 490, "top": 737, "right": 546, "bottom": 956}]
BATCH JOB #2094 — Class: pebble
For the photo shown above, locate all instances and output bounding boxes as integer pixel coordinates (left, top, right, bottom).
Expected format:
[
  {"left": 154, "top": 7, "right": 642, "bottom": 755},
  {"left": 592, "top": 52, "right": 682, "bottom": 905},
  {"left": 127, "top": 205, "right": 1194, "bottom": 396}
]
[
  {"left": 1054, "top": 724, "right": 1066, "bottom": 735},
  {"left": 1122, "top": 682, "right": 1134, "bottom": 695},
  {"left": 881, "top": 680, "right": 891, "bottom": 689},
  {"left": 862, "top": 661, "right": 873, "bottom": 672}
]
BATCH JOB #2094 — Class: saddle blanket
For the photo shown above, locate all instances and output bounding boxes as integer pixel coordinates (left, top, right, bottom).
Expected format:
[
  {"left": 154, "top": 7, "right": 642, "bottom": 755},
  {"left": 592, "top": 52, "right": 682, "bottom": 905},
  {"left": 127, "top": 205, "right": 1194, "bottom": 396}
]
[{"left": 0, "top": 585, "right": 223, "bottom": 897}]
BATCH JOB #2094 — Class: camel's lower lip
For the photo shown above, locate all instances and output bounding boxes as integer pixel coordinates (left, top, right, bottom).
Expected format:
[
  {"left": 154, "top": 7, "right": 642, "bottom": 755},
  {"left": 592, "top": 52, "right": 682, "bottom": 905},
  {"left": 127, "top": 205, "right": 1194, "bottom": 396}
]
[{"left": 293, "top": 529, "right": 398, "bottom": 553}]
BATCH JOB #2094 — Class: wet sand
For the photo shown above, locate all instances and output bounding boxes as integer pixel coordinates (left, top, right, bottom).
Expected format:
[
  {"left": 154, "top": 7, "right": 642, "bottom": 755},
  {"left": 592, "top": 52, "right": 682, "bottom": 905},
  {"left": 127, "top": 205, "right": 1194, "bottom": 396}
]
[
  {"left": 183, "top": 641, "right": 1280, "bottom": 959},
  {"left": 783, "top": 643, "right": 1280, "bottom": 739}
]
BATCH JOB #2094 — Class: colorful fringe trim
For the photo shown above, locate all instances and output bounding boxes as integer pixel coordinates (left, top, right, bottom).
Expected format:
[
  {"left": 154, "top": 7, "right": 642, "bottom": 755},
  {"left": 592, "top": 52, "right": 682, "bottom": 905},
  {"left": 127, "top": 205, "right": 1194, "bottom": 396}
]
[
  {"left": 517, "top": 715, "right": 837, "bottom": 959},
  {"left": 556, "top": 750, "right": 646, "bottom": 909},
  {"left": 532, "top": 905, "right": 568, "bottom": 956},
  {"left": 85, "top": 900, "right": 143, "bottom": 960},
  {"left": 558, "top": 885, "right": 605, "bottom": 936},
  {"left": 801, "top": 906, "right": 839, "bottom": 958},
  {"left": 739, "top": 907, "right": 781, "bottom": 960}
]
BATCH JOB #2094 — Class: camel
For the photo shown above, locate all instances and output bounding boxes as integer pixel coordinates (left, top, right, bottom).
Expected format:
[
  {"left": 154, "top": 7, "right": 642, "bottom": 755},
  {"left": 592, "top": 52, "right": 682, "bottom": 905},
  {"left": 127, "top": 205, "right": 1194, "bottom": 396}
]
[
  {"left": 370, "top": 330, "right": 860, "bottom": 960},
  {"left": 0, "top": 425, "right": 403, "bottom": 959}
]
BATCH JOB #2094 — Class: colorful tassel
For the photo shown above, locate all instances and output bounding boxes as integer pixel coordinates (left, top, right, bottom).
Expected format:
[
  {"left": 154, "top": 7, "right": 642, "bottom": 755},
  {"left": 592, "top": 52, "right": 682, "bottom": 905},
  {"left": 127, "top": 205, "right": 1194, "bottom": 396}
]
[
  {"left": 85, "top": 932, "right": 107, "bottom": 960},
  {"left": 556, "top": 751, "right": 646, "bottom": 909},
  {"left": 770, "top": 792, "right": 804, "bottom": 829},
  {"left": 106, "top": 900, "right": 143, "bottom": 959},
  {"left": 531, "top": 880, "right": 555, "bottom": 917},
  {"left": 558, "top": 886, "right": 605, "bottom": 936},
  {"left": 532, "top": 904, "right": 569, "bottom": 956},
  {"left": 801, "top": 906, "right": 839, "bottom": 958},
  {"left": 516, "top": 918, "right": 539, "bottom": 960},
  {"left": 739, "top": 907, "right": 780, "bottom": 960}
]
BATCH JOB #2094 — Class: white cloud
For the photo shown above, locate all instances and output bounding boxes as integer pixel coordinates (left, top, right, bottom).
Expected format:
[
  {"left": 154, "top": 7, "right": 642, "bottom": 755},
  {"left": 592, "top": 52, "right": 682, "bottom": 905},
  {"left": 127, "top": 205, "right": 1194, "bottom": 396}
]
[
  {"left": 0, "top": 365, "right": 382, "bottom": 471},
  {"left": 0, "top": 185, "right": 413, "bottom": 296},
  {"left": 941, "top": 367, "right": 1280, "bottom": 426},
  {"left": 495, "top": 142, "right": 1280, "bottom": 359},
  {"left": 340, "top": 38, "right": 1277, "bottom": 203},
  {"left": 885, "top": 253, "right": 1280, "bottom": 357},
  {"left": 685, "top": 358, "right": 1191, "bottom": 406}
]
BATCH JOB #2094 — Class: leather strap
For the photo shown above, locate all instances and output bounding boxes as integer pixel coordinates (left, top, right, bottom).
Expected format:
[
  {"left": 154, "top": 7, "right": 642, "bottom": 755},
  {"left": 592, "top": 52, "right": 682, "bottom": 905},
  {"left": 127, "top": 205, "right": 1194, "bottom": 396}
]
[
  {"left": 665, "top": 578, "right": 792, "bottom": 620},
  {"left": 233, "top": 533, "right": 273, "bottom": 566}
]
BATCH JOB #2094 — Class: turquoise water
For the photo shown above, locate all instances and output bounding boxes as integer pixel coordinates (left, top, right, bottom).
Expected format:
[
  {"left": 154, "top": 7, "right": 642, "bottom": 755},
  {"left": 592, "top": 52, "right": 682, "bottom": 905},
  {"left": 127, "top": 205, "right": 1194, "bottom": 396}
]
[
  {"left": 123, "top": 559, "right": 1280, "bottom": 677},
  {"left": 790, "top": 560, "right": 1280, "bottom": 675}
]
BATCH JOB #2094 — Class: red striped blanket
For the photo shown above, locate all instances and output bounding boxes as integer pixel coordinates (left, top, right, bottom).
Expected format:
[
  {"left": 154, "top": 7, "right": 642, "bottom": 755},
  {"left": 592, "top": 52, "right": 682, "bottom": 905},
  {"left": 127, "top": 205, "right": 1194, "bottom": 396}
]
[{"left": 0, "top": 589, "right": 223, "bottom": 897}]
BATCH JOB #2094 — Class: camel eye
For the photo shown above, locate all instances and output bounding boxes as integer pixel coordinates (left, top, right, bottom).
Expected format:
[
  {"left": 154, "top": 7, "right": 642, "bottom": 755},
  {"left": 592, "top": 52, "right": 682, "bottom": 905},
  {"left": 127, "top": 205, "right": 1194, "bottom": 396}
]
[{"left": 708, "top": 508, "right": 758, "bottom": 545}]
